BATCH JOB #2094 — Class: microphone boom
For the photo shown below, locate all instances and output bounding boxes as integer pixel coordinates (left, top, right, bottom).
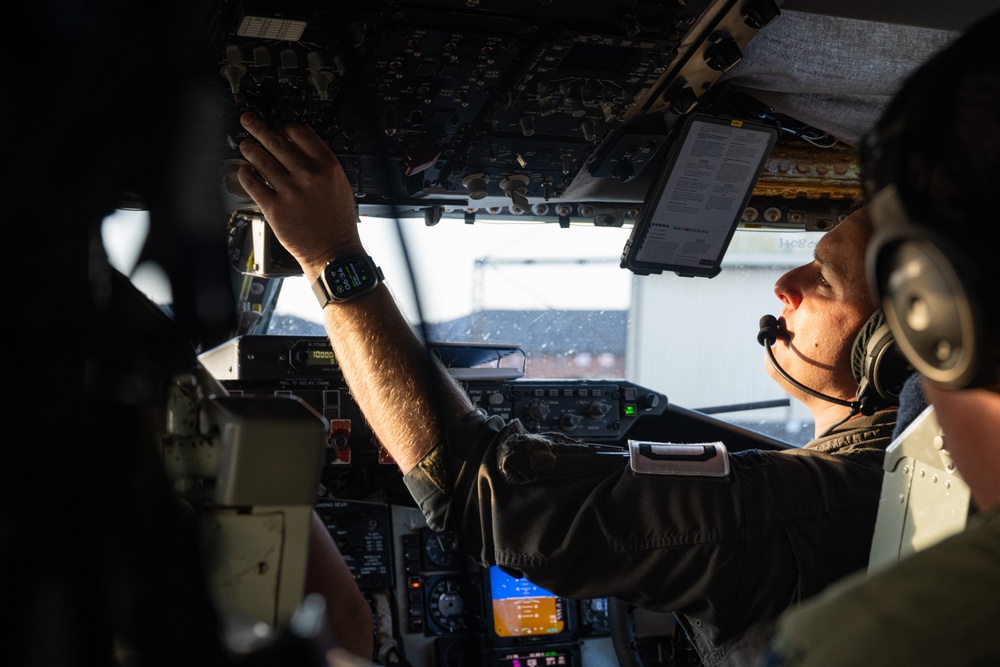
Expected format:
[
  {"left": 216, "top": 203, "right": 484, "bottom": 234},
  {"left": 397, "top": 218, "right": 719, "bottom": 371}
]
[{"left": 757, "top": 314, "right": 858, "bottom": 411}]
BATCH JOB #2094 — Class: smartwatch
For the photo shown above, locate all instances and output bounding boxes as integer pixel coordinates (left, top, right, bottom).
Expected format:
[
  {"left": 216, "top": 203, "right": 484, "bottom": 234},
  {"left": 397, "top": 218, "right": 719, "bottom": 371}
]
[{"left": 311, "top": 254, "right": 385, "bottom": 306}]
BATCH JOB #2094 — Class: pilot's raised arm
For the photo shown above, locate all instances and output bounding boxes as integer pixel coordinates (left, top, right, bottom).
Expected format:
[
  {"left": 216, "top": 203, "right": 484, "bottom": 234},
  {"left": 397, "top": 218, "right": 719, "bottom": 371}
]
[
  {"left": 238, "top": 111, "right": 475, "bottom": 475},
  {"left": 237, "top": 110, "right": 904, "bottom": 667}
]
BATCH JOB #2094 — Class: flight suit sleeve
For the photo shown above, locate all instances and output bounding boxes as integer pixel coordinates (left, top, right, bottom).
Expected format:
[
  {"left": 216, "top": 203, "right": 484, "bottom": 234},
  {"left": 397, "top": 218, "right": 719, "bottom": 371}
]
[
  {"left": 404, "top": 410, "right": 748, "bottom": 610},
  {"left": 402, "top": 410, "right": 886, "bottom": 642}
]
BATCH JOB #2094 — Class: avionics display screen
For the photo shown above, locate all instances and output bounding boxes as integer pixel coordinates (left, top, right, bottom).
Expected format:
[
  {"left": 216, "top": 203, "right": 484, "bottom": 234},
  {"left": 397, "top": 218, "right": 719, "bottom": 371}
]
[
  {"left": 491, "top": 647, "right": 578, "bottom": 667},
  {"left": 487, "top": 566, "right": 567, "bottom": 638}
]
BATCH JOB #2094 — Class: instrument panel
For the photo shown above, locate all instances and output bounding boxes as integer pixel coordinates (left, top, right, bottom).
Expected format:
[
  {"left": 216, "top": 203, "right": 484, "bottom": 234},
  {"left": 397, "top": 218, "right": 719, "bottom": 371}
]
[
  {"left": 199, "top": 334, "right": 667, "bottom": 665},
  {"left": 199, "top": 335, "right": 667, "bottom": 460},
  {"left": 198, "top": 333, "right": 789, "bottom": 665},
  {"left": 204, "top": 0, "right": 841, "bottom": 230}
]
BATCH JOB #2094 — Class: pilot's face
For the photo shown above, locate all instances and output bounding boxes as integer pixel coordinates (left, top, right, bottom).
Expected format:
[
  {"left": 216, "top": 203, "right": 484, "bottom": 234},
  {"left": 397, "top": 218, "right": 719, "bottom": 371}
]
[{"left": 768, "top": 210, "right": 877, "bottom": 409}]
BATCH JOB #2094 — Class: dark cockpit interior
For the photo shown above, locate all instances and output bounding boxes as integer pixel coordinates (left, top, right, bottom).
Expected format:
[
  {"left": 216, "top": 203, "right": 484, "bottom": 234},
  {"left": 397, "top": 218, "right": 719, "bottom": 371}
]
[{"left": 10, "top": 2, "right": 997, "bottom": 667}]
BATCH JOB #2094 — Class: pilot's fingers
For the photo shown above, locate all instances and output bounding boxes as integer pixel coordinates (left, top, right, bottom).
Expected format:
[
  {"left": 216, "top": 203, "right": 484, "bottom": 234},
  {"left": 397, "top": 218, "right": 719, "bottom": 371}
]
[
  {"left": 239, "top": 112, "right": 348, "bottom": 190},
  {"left": 239, "top": 113, "right": 296, "bottom": 174},
  {"left": 235, "top": 159, "right": 275, "bottom": 209},
  {"left": 240, "top": 112, "right": 290, "bottom": 150},
  {"left": 282, "top": 120, "right": 339, "bottom": 163},
  {"left": 237, "top": 131, "right": 288, "bottom": 198},
  {"left": 239, "top": 112, "right": 331, "bottom": 168}
]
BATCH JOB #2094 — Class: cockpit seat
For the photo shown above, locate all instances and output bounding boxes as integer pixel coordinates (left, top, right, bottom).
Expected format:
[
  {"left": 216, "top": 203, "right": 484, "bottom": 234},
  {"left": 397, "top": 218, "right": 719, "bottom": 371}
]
[{"left": 868, "top": 384, "right": 974, "bottom": 572}]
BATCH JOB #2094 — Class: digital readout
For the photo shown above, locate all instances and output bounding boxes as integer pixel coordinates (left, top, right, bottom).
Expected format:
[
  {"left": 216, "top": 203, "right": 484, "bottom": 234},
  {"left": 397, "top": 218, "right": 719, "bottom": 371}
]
[{"left": 306, "top": 349, "right": 338, "bottom": 367}]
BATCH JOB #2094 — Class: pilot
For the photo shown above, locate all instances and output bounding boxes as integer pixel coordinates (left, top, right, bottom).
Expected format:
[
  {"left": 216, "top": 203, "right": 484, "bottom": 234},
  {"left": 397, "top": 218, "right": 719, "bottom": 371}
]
[
  {"left": 236, "top": 104, "right": 910, "bottom": 665},
  {"left": 761, "top": 10, "right": 1000, "bottom": 666}
]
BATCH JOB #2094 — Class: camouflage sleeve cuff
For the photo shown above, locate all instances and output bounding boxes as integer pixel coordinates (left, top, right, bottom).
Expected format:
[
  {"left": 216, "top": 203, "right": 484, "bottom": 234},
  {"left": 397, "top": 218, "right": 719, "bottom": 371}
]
[{"left": 402, "top": 409, "right": 497, "bottom": 531}]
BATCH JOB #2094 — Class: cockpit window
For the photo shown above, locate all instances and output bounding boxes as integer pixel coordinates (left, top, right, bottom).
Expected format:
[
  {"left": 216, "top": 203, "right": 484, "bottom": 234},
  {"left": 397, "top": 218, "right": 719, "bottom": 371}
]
[
  {"left": 103, "top": 208, "right": 822, "bottom": 445},
  {"left": 274, "top": 217, "right": 824, "bottom": 445}
]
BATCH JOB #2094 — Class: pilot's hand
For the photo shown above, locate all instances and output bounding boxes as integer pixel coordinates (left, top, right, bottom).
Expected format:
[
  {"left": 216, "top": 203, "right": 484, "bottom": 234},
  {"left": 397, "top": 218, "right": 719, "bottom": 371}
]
[{"left": 237, "top": 112, "right": 364, "bottom": 279}]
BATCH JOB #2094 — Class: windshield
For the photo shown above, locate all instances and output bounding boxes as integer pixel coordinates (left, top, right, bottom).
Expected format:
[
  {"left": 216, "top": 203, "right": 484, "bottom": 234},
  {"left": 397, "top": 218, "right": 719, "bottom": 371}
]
[{"left": 104, "top": 210, "right": 823, "bottom": 446}]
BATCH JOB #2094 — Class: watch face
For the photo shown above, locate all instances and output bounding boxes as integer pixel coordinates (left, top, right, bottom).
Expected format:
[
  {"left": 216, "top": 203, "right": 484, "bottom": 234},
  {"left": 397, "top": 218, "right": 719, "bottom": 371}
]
[{"left": 327, "top": 255, "right": 379, "bottom": 300}]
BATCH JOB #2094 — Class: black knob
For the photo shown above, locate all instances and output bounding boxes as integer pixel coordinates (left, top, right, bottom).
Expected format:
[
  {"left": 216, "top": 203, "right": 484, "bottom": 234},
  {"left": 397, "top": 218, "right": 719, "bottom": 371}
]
[
  {"left": 639, "top": 393, "right": 660, "bottom": 410},
  {"left": 528, "top": 402, "right": 550, "bottom": 421},
  {"left": 560, "top": 413, "right": 582, "bottom": 431},
  {"left": 586, "top": 402, "right": 610, "bottom": 419},
  {"left": 705, "top": 36, "right": 743, "bottom": 72},
  {"left": 666, "top": 86, "right": 698, "bottom": 115},
  {"left": 744, "top": 0, "right": 781, "bottom": 29}
]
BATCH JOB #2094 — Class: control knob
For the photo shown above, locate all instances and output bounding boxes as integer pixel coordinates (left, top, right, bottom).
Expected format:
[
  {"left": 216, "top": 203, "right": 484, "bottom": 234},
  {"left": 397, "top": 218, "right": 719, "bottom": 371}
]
[
  {"left": 586, "top": 401, "right": 610, "bottom": 419},
  {"left": 559, "top": 413, "right": 582, "bottom": 431},
  {"left": 527, "top": 401, "right": 550, "bottom": 422}
]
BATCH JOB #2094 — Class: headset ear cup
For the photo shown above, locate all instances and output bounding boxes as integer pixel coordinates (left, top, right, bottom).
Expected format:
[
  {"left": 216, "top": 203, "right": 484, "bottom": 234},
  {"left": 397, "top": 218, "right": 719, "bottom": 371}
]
[
  {"left": 865, "top": 319, "right": 913, "bottom": 404},
  {"left": 851, "top": 309, "right": 913, "bottom": 411},
  {"left": 878, "top": 238, "right": 982, "bottom": 389}
]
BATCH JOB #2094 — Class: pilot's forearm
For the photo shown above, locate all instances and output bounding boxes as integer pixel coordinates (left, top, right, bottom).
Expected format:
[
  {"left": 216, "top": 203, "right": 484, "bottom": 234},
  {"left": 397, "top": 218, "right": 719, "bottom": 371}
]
[
  {"left": 308, "top": 276, "right": 475, "bottom": 474},
  {"left": 235, "top": 111, "right": 474, "bottom": 471}
]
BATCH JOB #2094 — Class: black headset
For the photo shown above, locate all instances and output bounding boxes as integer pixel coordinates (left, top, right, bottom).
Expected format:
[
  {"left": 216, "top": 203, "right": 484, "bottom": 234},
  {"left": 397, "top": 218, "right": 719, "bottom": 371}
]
[
  {"left": 863, "top": 183, "right": 995, "bottom": 390},
  {"left": 861, "top": 13, "right": 1000, "bottom": 390},
  {"left": 850, "top": 308, "right": 913, "bottom": 414}
]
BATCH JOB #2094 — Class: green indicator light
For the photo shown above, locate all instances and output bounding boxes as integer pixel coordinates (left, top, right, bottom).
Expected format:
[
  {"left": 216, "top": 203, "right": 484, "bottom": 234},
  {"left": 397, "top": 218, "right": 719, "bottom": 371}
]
[{"left": 624, "top": 405, "right": 636, "bottom": 416}]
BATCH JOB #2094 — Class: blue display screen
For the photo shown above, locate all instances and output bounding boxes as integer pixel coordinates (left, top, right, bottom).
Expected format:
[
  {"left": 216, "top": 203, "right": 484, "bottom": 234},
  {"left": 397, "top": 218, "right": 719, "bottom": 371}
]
[{"left": 488, "top": 566, "right": 565, "bottom": 637}]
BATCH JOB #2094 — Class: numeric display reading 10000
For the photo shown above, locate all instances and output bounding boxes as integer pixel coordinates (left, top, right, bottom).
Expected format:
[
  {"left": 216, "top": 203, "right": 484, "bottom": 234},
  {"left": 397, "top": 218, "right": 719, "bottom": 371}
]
[{"left": 306, "top": 349, "right": 338, "bottom": 367}]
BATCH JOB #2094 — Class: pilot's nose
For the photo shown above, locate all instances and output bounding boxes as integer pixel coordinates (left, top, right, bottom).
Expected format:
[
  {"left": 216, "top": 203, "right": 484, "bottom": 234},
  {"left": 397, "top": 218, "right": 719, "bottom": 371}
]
[{"left": 774, "top": 265, "right": 803, "bottom": 309}]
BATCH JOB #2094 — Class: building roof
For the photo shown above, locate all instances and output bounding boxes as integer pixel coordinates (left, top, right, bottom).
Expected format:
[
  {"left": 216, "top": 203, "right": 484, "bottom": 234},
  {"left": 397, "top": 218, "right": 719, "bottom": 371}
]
[{"left": 269, "top": 309, "right": 628, "bottom": 356}]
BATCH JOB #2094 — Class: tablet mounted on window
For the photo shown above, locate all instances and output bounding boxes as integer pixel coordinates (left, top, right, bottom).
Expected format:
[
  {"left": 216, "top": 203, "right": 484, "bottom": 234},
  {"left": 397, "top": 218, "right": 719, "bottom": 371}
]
[{"left": 621, "top": 114, "right": 778, "bottom": 277}]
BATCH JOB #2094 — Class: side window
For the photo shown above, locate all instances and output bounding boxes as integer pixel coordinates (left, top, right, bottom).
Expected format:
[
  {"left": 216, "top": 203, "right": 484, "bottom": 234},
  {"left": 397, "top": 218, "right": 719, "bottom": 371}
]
[{"left": 101, "top": 209, "right": 173, "bottom": 306}]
